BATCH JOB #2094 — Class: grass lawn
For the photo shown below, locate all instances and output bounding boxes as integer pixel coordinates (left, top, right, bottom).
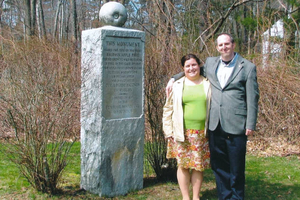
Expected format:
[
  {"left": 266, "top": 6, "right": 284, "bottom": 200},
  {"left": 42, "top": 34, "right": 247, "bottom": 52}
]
[{"left": 0, "top": 142, "right": 299, "bottom": 199}]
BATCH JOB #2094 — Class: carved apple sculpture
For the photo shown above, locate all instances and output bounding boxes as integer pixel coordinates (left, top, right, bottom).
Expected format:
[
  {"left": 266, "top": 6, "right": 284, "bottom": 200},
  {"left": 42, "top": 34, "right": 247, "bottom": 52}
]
[{"left": 99, "top": 2, "right": 127, "bottom": 27}]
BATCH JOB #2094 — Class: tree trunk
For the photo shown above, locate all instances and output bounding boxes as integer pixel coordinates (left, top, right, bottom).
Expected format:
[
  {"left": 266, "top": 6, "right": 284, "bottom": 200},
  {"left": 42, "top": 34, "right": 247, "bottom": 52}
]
[
  {"left": 70, "top": 0, "right": 78, "bottom": 42},
  {"left": 0, "top": 0, "right": 4, "bottom": 51},
  {"left": 53, "top": 0, "right": 62, "bottom": 39},
  {"left": 37, "top": 0, "right": 46, "bottom": 39},
  {"left": 59, "top": 2, "right": 64, "bottom": 43},
  {"left": 23, "top": 0, "right": 37, "bottom": 37},
  {"left": 30, "top": 0, "right": 37, "bottom": 36},
  {"left": 24, "top": 0, "right": 31, "bottom": 36}
]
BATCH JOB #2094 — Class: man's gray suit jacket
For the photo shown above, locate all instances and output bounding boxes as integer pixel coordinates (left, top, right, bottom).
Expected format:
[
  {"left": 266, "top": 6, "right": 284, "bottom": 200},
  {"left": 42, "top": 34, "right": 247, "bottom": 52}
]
[{"left": 204, "top": 55, "right": 259, "bottom": 135}]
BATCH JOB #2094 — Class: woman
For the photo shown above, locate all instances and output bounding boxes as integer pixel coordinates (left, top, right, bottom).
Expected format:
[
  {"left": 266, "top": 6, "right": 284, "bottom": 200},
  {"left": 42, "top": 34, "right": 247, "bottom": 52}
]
[{"left": 163, "top": 54, "right": 211, "bottom": 200}]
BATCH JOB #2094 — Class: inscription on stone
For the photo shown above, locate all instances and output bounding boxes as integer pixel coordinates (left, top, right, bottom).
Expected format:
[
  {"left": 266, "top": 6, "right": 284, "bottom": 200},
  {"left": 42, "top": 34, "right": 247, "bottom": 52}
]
[{"left": 102, "top": 36, "right": 143, "bottom": 120}]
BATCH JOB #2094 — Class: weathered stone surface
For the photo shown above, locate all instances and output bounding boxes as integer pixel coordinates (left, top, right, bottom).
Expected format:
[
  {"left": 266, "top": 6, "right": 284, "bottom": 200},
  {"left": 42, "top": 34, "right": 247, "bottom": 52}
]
[{"left": 80, "top": 26, "right": 145, "bottom": 197}]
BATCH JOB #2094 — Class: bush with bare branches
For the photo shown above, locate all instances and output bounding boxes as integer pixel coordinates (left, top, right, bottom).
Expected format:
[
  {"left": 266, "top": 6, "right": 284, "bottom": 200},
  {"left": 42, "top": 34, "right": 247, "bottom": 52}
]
[
  {"left": 254, "top": 54, "right": 300, "bottom": 146},
  {"left": 0, "top": 37, "right": 80, "bottom": 194}
]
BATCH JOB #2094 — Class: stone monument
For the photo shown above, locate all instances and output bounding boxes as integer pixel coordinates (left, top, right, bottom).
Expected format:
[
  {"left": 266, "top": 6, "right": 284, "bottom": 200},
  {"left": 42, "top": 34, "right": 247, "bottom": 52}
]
[{"left": 80, "top": 2, "right": 145, "bottom": 197}]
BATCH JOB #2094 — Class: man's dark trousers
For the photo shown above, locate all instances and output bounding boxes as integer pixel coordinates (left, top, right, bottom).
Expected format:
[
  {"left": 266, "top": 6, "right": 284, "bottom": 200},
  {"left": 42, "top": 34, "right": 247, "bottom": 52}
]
[{"left": 209, "top": 123, "right": 247, "bottom": 200}]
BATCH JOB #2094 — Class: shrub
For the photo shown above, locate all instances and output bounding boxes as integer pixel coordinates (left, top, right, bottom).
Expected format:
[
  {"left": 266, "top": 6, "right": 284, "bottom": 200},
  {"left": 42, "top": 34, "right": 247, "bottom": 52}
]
[
  {"left": 0, "top": 38, "right": 80, "bottom": 194},
  {"left": 143, "top": 38, "right": 181, "bottom": 182},
  {"left": 256, "top": 55, "right": 300, "bottom": 143}
]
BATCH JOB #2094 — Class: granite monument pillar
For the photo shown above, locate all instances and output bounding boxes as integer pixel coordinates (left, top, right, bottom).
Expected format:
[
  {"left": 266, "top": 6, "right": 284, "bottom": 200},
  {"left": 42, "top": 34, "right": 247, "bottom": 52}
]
[{"left": 80, "top": 2, "right": 145, "bottom": 197}]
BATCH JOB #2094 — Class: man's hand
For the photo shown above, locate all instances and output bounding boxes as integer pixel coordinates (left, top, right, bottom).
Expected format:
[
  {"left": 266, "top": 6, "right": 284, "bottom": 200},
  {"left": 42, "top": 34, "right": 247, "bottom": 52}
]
[
  {"left": 245, "top": 129, "right": 254, "bottom": 136},
  {"left": 166, "top": 78, "right": 175, "bottom": 98}
]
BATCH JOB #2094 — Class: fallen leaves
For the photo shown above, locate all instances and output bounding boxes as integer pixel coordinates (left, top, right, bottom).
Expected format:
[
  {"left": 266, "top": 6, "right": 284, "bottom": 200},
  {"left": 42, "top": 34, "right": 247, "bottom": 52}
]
[{"left": 247, "top": 136, "right": 300, "bottom": 157}]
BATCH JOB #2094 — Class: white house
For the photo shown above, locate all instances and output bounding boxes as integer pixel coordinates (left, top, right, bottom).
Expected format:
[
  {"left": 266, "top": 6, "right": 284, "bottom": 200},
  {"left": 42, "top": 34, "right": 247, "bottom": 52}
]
[{"left": 262, "top": 19, "right": 284, "bottom": 67}]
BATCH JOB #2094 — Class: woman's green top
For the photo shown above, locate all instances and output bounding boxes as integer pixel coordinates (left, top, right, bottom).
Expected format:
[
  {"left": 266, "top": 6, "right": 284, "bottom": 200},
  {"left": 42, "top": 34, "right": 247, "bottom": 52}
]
[{"left": 182, "top": 83, "right": 207, "bottom": 130}]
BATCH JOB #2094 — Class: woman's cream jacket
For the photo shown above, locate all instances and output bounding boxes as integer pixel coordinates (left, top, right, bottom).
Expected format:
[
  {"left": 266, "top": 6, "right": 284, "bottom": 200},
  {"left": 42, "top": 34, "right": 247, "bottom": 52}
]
[{"left": 162, "top": 76, "right": 211, "bottom": 142}]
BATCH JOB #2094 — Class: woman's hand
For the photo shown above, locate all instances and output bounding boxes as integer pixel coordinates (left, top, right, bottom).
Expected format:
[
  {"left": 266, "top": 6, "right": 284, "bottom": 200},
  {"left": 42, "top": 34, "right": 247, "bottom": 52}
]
[{"left": 165, "top": 78, "right": 175, "bottom": 98}]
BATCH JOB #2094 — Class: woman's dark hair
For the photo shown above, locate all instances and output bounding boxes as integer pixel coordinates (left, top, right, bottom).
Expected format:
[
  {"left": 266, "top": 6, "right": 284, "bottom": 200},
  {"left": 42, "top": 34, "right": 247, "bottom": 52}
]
[{"left": 181, "top": 54, "right": 202, "bottom": 67}]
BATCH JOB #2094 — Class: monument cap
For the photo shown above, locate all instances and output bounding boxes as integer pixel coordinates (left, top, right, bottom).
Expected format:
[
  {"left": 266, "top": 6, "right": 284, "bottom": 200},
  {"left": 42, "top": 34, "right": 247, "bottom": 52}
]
[{"left": 99, "top": 2, "right": 128, "bottom": 27}]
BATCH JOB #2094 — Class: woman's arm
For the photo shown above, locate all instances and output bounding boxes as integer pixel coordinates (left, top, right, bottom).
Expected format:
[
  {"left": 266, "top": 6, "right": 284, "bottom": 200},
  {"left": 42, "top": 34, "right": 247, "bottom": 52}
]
[{"left": 162, "top": 90, "right": 174, "bottom": 138}]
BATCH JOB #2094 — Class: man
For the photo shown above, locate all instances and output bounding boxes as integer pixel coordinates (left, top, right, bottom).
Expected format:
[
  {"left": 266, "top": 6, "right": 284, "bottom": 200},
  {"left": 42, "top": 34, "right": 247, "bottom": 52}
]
[{"left": 166, "top": 33, "right": 259, "bottom": 200}]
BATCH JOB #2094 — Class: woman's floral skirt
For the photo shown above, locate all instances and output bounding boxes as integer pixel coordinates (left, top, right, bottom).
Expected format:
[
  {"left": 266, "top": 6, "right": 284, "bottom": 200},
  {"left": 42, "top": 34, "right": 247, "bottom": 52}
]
[{"left": 167, "top": 129, "right": 210, "bottom": 171}]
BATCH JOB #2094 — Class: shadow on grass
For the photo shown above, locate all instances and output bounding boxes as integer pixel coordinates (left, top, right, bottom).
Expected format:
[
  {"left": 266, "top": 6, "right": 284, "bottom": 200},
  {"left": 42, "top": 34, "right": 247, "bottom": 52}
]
[
  {"left": 140, "top": 159, "right": 300, "bottom": 200},
  {"left": 201, "top": 169, "right": 218, "bottom": 200},
  {"left": 143, "top": 168, "right": 218, "bottom": 200},
  {"left": 200, "top": 179, "right": 300, "bottom": 200},
  {"left": 200, "top": 166, "right": 300, "bottom": 200},
  {"left": 143, "top": 176, "right": 162, "bottom": 188},
  {"left": 245, "top": 178, "right": 300, "bottom": 200},
  {"left": 245, "top": 172, "right": 300, "bottom": 199},
  {"left": 245, "top": 155, "right": 300, "bottom": 200}
]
